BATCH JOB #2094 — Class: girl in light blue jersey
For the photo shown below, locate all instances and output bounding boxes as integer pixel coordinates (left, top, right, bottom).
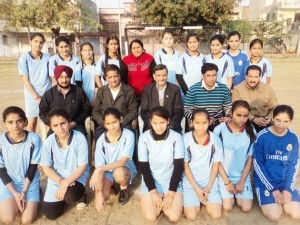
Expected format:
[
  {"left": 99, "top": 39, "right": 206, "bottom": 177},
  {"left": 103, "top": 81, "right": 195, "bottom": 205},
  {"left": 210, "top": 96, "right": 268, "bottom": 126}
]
[
  {"left": 214, "top": 100, "right": 256, "bottom": 213},
  {"left": 18, "top": 33, "right": 51, "bottom": 132},
  {"left": 0, "top": 106, "right": 41, "bottom": 224},
  {"left": 176, "top": 32, "right": 205, "bottom": 95},
  {"left": 49, "top": 36, "right": 80, "bottom": 85},
  {"left": 154, "top": 29, "right": 180, "bottom": 84},
  {"left": 226, "top": 31, "right": 249, "bottom": 89},
  {"left": 138, "top": 106, "right": 184, "bottom": 223},
  {"left": 205, "top": 34, "right": 235, "bottom": 90},
  {"left": 183, "top": 108, "right": 223, "bottom": 221},
  {"left": 97, "top": 36, "right": 127, "bottom": 85},
  {"left": 249, "top": 38, "right": 272, "bottom": 85},
  {"left": 41, "top": 109, "right": 89, "bottom": 220},
  {"left": 75, "top": 42, "right": 102, "bottom": 106},
  {"left": 90, "top": 107, "right": 137, "bottom": 210}
]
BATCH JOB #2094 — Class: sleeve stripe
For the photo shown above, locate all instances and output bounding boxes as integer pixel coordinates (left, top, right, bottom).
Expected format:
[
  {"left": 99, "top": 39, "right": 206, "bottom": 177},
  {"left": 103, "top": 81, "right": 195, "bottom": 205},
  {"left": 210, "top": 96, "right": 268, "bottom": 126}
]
[
  {"left": 253, "top": 159, "right": 273, "bottom": 190},
  {"left": 291, "top": 159, "right": 299, "bottom": 191}
]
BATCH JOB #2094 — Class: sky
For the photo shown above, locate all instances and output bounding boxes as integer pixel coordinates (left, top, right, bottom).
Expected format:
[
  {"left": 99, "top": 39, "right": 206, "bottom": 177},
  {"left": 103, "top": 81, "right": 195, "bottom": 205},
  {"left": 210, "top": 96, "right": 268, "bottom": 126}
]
[{"left": 95, "top": 0, "right": 250, "bottom": 9}]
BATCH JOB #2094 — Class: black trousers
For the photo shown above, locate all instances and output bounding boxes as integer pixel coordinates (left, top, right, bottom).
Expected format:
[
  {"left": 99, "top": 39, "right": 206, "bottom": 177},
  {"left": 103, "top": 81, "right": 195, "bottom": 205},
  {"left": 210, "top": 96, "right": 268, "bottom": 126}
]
[{"left": 43, "top": 181, "right": 85, "bottom": 220}]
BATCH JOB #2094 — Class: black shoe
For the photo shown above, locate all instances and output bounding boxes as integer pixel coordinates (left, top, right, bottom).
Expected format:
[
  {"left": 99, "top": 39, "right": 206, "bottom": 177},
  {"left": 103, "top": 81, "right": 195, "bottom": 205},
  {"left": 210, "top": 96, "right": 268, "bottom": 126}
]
[
  {"left": 112, "top": 182, "right": 120, "bottom": 195},
  {"left": 118, "top": 188, "right": 129, "bottom": 205}
]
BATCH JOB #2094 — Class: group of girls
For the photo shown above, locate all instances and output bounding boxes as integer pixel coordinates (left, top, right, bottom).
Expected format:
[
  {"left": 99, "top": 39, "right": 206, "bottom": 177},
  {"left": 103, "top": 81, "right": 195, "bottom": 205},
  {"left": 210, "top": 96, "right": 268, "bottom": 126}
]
[
  {"left": 0, "top": 30, "right": 297, "bottom": 224},
  {"left": 1, "top": 101, "right": 299, "bottom": 224}
]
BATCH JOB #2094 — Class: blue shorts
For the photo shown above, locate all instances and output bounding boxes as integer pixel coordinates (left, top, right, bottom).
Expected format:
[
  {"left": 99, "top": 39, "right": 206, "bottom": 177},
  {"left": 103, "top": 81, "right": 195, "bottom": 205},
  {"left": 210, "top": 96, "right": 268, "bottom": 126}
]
[
  {"left": 0, "top": 185, "right": 40, "bottom": 202},
  {"left": 105, "top": 160, "right": 137, "bottom": 184},
  {"left": 255, "top": 186, "right": 300, "bottom": 206},
  {"left": 25, "top": 98, "right": 39, "bottom": 118},
  {"left": 140, "top": 180, "right": 183, "bottom": 195},
  {"left": 219, "top": 177, "right": 253, "bottom": 200},
  {"left": 183, "top": 182, "right": 222, "bottom": 207}
]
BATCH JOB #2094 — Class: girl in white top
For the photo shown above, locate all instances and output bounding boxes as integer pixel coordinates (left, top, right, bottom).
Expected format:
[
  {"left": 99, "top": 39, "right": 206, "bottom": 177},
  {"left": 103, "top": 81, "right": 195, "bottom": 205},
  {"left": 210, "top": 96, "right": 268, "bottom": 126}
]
[
  {"left": 89, "top": 107, "right": 137, "bottom": 211},
  {"left": 154, "top": 29, "right": 180, "bottom": 84},
  {"left": 138, "top": 106, "right": 184, "bottom": 223},
  {"left": 183, "top": 108, "right": 223, "bottom": 221},
  {"left": 0, "top": 106, "right": 41, "bottom": 224}
]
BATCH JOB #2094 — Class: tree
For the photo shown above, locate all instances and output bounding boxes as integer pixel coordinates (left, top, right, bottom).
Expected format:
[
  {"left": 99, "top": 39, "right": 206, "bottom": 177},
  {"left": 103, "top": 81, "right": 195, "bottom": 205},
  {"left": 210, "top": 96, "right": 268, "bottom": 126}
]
[
  {"left": 0, "top": 0, "right": 101, "bottom": 38},
  {"left": 135, "top": 0, "right": 237, "bottom": 27},
  {"left": 224, "top": 20, "right": 253, "bottom": 42},
  {"left": 0, "top": 0, "right": 43, "bottom": 40}
]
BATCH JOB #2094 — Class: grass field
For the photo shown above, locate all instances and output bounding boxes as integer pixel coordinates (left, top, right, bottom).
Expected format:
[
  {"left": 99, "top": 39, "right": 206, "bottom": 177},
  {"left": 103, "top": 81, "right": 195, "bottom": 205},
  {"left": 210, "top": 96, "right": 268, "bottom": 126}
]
[{"left": 0, "top": 57, "right": 300, "bottom": 225}]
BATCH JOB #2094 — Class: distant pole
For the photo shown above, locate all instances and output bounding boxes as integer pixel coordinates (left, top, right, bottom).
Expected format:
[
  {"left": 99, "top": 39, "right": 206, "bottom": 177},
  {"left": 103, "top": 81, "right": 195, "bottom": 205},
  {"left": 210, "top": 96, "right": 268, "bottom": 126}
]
[{"left": 119, "top": 0, "right": 122, "bottom": 55}]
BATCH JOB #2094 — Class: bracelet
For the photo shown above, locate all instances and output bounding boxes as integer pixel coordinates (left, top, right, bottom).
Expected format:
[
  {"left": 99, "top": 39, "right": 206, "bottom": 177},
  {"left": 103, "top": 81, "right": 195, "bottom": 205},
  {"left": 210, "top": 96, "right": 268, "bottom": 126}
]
[
  {"left": 225, "top": 181, "right": 232, "bottom": 187},
  {"left": 35, "top": 96, "right": 41, "bottom": 100},
  {"left": 58, "top": 178, "right": 63, "bottom": 185},
  {"left": 97, "top": 189, "right": 103, "bottom": 192},
  {"left": 251, "top": 116, "right": 256, "bottom": 122}
]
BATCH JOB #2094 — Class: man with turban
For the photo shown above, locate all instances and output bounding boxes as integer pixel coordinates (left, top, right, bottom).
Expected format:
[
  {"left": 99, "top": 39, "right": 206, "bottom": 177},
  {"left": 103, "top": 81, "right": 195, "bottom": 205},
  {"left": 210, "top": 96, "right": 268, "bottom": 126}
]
[{"left": 39, "top": 65, "right": 91, "bottom": 136}]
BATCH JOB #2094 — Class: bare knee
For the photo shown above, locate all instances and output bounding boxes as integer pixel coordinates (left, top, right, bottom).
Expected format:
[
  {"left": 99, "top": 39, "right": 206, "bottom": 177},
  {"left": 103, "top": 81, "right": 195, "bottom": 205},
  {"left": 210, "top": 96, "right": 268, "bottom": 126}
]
[
  {"left": 113, "top": 167, "right": 129, "bottom": 184},
  {"left": 223, "top": 203, "right": 234, "bottom": 212},
  {"left": 0, "top": 214, "right": 17, "bottom": 224},
  {"left": 168, "top": 214, "right": 181, "bottom": 223},
  {"left": 263, "top": 212, "right": 281, "bottom": 222},
  {"left": 185, "top": 212, "right": 197, "bottom": 221},
  {"left": 143, "top": 214, "right": 157, "bottom": 222},
  {"left": 21, "top": 216, "right": 36, "bottom": 225},
  {"left": 241, "top": 204, "right": 252, "bottom": 213},
  {"left": 289, "top": 210, "right": 300, "bottom": 219},
  {"left": 210, "top": 211, "right": 222, "bottom": 220}
]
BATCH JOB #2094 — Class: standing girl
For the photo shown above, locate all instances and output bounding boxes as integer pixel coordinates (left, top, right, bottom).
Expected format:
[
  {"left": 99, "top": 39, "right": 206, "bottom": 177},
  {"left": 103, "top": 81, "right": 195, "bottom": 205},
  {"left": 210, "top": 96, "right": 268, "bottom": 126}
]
[
  {"left": 249, "top": 38, "right": 272, "bottom": 85},
  {"left": 138, "top": 106, "right": 184, "bottom": 222},
  {"left": 183, "top": 108, "right": 223, "bottom": 221},
  {"left": 18, "top": 32, "right": 51, "bottom": 132},
  {"left": 154, "top": 29, "right": 180, "bottom": 84},
  {"left": 214, "top": 100, "right": 256, "bottom": 213},
  {"left": 176, "top": 32, "right": 205, "bottom": 95},
  {"left": 75, "top": 42, "right": 102, "bottom": 106},
  {"left": 205, "top": 34, "right": 235, "bottom": 90},
  {"left": 97, "top": 36, "right": 128, "bottom": 85},
  {"left": 253, "top": 105, "right": 300, "bottom": 221},
  {"left": 123, "top": 39, "right": 156, "bottom": 101},
  {"left": 41, "top": 109, "right": 89, "bottom": 220},
  {"left": 89, "top": 107, "right": 137, "bottom": 211},
  {"left": 226, "top": 31, "right": 249, "bottom": 89},
  {"left": 49, "top": 36, "right": 80, "bottom": 85},
  {"left": 0, "top": 106, "right": 41, "bottom": 224}
]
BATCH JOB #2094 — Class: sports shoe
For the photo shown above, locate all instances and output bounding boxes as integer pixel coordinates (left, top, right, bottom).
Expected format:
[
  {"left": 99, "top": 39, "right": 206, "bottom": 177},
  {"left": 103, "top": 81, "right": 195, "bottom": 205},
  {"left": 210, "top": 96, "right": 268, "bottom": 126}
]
[
  {"left": 77, "top": 192, "right": 88, "bottom": 209},
  {"left": 118, "top": 187, "right": 129, "bottom": 205}
]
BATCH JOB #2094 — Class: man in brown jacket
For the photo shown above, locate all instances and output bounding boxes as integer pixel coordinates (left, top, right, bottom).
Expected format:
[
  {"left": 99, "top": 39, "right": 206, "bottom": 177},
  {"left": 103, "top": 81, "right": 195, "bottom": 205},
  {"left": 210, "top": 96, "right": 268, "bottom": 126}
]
[
  {"left": 232, "top": 65, "right": 278, "bottom": 132},
  {"left": 92, "top": 64, "right": 137, "bottom": 140}
]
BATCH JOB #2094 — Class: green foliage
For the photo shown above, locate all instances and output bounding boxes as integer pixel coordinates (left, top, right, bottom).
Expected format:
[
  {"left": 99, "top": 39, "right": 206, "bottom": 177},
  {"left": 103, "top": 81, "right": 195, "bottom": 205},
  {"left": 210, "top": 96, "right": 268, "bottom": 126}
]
[
  {"left": 224, "top": 20, "right": 253, "bottom": 42},
  {"left": 253, "top": 19, "right": 287, "bottom": 43},
  {"left": 135, "top": 0, "right": 236, "bottom": 27},
  {"left": 0, "top": 0, "right": 101, "bottom": 37}
]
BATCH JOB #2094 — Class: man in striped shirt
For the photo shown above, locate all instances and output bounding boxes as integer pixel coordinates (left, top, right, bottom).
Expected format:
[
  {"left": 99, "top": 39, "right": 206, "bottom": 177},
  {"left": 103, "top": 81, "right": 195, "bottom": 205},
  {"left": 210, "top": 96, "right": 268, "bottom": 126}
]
[{"left": 184, "top": 63, "right": 232, "bottom": 131}]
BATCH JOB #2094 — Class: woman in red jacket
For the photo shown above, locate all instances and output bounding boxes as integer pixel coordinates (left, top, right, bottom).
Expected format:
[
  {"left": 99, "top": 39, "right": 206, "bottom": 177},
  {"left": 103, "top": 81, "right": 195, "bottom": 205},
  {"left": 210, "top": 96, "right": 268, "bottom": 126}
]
[{"left": 123, "top": 39, "right": 156, "bottom": 102}]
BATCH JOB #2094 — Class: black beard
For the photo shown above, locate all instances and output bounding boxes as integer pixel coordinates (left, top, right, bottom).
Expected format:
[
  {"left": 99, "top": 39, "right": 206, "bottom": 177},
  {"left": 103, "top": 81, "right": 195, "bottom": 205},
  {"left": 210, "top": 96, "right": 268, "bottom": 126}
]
[{"left": 57, "top": 82, "right": 70, "bottom": 90}]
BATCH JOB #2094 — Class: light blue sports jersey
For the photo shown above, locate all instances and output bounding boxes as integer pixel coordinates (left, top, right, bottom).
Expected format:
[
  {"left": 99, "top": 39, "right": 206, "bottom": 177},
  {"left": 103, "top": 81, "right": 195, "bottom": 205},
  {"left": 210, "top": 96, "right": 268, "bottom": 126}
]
[
  {"left": 154, "top": 49, "right": 180, "bottom": 84},
  {"left": 95, "top": 129, "right": 135, "bottom": 171},
  {"left": 205, "top": 53, "right": 235, "bottom": 85},
  {"left": 0, "top": 131, "right": 41, "bottom": 191},
  {"left": 18, "top": 52, "right": 51, "bottom": 99},
  {"left": 182, "top": 131, "right": 223, "bottom": 188},
  {"left": 49, "top": 54, "right": 80, "bottom": 84},
  {"left": 74, "top": 63, "right": 98, "bottom": 102},
  {"left": 138, "top": 129, "right": 184, "bottom": 183},
  {"left": 40, "top": 130, "right": 89, "bottom": 186},
  {"left": 213, "top": 122, "right": 254, "bottom": 181},
  {"left": 96, "top": 54, "right": 121, "bottom": 85},
  {"left": 226, "top": 50, "right": 249, "bottom": 89},
  {"left": 176, "top": 51, "right": 205, "bottom": 88},
  {"left": 249, "top": 57, "right": 272, "bottom": 84}
]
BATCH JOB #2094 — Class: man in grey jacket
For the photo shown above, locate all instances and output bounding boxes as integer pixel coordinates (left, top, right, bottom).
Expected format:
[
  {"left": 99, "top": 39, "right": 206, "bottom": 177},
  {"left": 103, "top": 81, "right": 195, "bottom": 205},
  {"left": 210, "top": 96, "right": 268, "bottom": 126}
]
[{"left": 92, "top": 64, "right": 137, "bottom": 140}]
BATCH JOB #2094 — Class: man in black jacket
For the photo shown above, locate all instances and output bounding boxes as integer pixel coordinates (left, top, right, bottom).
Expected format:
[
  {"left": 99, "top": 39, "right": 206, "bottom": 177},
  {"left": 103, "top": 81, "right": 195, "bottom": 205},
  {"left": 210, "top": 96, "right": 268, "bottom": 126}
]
[
  {"left": 39, "top": 65, "right": 91, "bottom": 136},
  {"left": 141, "top": 64, "right": 183, "bottom": 133}
]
